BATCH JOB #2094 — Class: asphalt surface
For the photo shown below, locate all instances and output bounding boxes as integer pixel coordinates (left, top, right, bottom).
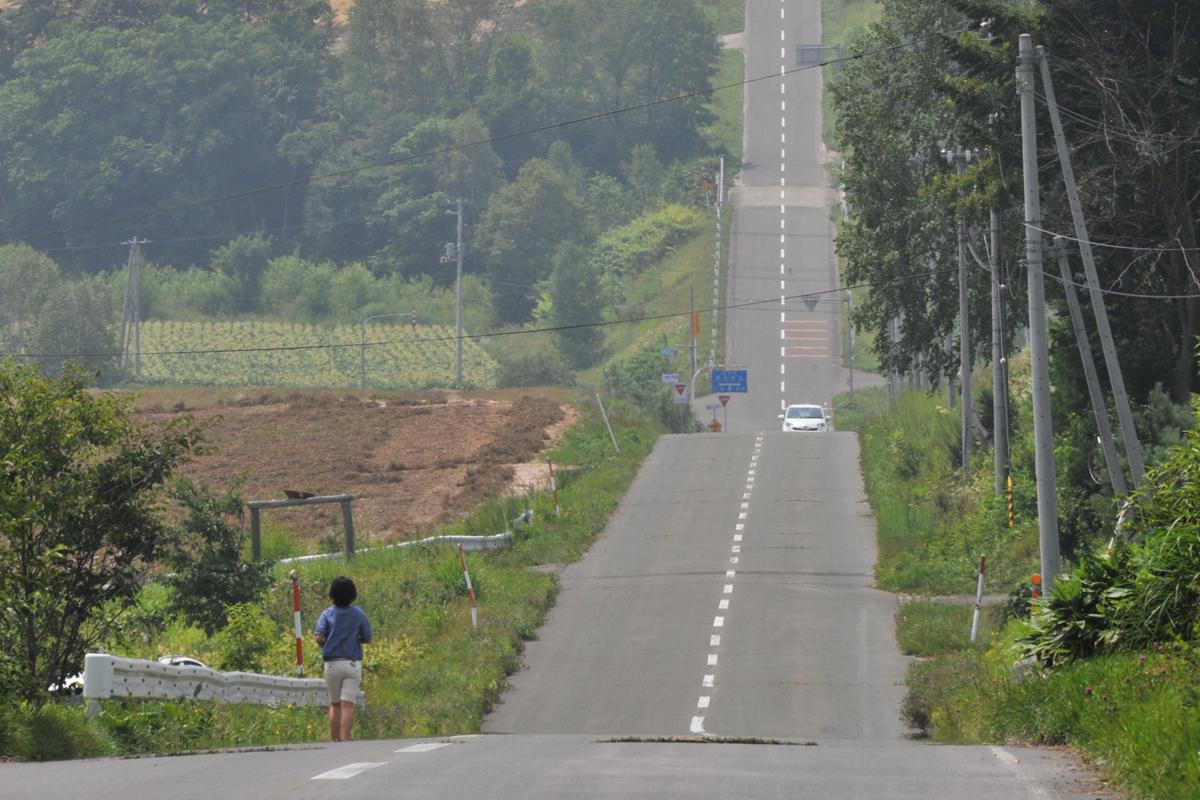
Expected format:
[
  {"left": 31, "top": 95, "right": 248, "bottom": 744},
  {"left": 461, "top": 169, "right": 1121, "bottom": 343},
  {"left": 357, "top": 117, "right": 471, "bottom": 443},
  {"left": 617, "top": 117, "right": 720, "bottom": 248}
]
[{"left": 718, "top": 0, "right": 882, "bottom": 433}]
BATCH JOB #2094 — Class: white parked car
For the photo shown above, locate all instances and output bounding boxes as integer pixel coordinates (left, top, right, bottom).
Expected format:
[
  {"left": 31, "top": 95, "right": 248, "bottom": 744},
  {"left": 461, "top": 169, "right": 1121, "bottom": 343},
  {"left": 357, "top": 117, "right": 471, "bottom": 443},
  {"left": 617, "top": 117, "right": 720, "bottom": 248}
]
[{"left": 780, "top": 403, "right": 828, "bottom": 432}]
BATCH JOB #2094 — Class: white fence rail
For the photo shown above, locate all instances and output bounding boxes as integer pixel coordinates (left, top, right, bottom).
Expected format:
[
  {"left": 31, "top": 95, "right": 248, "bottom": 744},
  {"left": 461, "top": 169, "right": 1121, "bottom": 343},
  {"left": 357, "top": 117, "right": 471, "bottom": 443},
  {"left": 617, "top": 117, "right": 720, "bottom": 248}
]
[
  {"left": 279, "top": 511, "right": 533, "bottom": 564},
  {"left": 82, "top": 653, "right": 362, "bottom": 715}
]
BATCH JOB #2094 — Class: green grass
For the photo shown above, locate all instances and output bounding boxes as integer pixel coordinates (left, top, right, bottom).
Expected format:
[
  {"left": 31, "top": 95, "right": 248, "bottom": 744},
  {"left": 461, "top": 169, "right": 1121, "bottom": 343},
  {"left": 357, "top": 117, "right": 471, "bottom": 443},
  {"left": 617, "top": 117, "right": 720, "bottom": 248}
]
[
  {"left": 6, "top": 398, "right": 663, "bottom": 757},
  {"left": 851, "top": 366, "right": 1200, "bottom": 799},
  {"left": 581, "top": 229, "right": 723, "bottom": 390},
  {"left": 705, "top": 48, "right": 744, "bottom": 166},
  {"left": 701, "top": 0, "right": 745, "bottom": 36}
]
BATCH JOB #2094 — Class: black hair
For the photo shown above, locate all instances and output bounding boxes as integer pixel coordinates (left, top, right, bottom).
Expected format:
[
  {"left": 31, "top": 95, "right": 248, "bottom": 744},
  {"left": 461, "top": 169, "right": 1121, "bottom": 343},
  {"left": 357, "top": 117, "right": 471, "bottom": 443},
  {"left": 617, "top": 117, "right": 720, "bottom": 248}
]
[{"left": 329, "top": 576, "right": 357, "bottom": 607}]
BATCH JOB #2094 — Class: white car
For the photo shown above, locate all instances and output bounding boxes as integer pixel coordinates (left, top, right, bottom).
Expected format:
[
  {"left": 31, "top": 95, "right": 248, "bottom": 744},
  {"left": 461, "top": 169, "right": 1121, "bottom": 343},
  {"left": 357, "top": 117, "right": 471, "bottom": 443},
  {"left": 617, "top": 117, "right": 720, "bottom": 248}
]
[{"left": 780, "top": 403, "right": 828, "bottom": 432}]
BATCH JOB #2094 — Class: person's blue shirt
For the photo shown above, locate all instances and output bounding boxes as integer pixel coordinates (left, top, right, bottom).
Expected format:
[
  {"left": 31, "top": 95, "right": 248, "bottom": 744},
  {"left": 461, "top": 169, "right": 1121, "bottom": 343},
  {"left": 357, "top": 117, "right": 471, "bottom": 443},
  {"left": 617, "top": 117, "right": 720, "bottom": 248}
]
[{"left": 314, "top": 605, "right": 372, "bottom": 660}]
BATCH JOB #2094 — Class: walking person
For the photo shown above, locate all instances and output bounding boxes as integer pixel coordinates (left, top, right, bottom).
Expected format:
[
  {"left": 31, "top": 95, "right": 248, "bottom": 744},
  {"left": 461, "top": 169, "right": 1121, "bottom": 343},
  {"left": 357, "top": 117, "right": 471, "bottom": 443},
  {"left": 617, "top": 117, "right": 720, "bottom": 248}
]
[{"left": 314, "top": 576, "right": 372, "bottom": 742}]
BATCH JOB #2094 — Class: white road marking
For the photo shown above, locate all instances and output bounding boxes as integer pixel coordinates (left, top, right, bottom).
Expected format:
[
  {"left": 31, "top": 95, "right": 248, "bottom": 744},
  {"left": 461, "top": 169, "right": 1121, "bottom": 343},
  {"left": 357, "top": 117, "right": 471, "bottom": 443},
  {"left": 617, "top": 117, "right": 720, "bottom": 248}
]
[
  {"left": 703, "top": 674, "right": 715, "bottom": 687},
  {"left": 719, "top": 599, "right": 729, "bottom": 610},
  {"left": 781, "top": 148, "right": 786, "bottom": 160},
  {"left": 735, "top": 523, "right": 744, "bottom": 530},
  {"left": 781, "top": 101, "right": 786, "bottom": 112},
  {"left": 397, "top": 742, "right": 450, "bottom": 753},
  {"left": 780, "top": 64, "right": 786, "bottom": 75},
  {"left": 781, "top": 132, "right": 786, "bottom": 143},
  {"left": 713, "top": 616, "right": 725, "bottom": 627},
  {"left": 780, "top": 163, "right": 786, "bottom": 173},
  {"left": 726, "top": 570, "right": 736, "bottom": 578},
  {"left": 698, "top": 696, "right": 711, "bottom": 708},
  {"left": 708, "top": 653, "right": 719, "bottom": 666},
  {"left": 781, "top": 116, "right": 786, "bottom": 127},
  {"left": 733, "top": 534, "right": 742, "bottom": 542},
  {"left": 740, "top": 502, "right": 749, "bottom": 509},
  {"left": 781, "top": 280, "right": 786, "bottom": 290},
  {"left": 730, "top": 556, "right": 739, "bottom": 564},
  {"left": 779, "top": 329, "right": 785, "bottom": 340},
  {"left": 690, "top": 716, "right": 706, "bottom": 733},
  {"left": 731, "top": 545, "right": 741, "bottom": 553},
  {"left": 781, "top": 364, "right": 786, "bottom": 374},
  {"left": 780, "top": 380, "right": 786, "bottom": 392},
  {"left": 311, "top": 763, "right": 387, "bottom": 781},
  {"left": 780, "top": 345, "right": 786, "bottom": 357},
  {"left": 780, "top": 311, "right": 786, "bottom": 322},
  {"left": 711, "top": 634, "right": 721, "bottom": 646},
  {"left": 780, "top": 46, "right": 785, "bottom": 58},
  {"left": 724, "top": 584, "right": 734, "bottom": 593},
  {"left": 779, "top": 247, "right": 785, "bottom": 258}
]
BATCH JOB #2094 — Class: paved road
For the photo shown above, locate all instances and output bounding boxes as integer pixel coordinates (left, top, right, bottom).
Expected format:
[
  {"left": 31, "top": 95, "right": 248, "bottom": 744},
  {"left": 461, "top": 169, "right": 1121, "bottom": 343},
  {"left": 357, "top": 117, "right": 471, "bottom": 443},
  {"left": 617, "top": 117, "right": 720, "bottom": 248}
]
[
  {"left": 720, "top": 0, "right": 881, "bottom": 433},
  {"left": 485, "top": 432, "right": 905, "bottom": 739}
]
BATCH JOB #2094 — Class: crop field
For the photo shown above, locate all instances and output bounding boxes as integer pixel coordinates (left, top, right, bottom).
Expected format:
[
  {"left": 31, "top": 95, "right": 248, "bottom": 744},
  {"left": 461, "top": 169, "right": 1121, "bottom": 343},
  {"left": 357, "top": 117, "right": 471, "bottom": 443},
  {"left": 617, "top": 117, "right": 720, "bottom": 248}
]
[{"left": 137, "top": 321, "right": 497, "bottom": 390}]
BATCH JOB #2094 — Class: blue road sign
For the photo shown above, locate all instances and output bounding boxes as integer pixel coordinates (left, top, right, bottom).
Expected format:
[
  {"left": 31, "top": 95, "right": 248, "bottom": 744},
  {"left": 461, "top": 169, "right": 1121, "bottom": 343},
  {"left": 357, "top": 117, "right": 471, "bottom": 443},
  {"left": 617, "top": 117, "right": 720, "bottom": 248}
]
[{"left": 711, "top": 369, "right": 748, "bottom": 393}]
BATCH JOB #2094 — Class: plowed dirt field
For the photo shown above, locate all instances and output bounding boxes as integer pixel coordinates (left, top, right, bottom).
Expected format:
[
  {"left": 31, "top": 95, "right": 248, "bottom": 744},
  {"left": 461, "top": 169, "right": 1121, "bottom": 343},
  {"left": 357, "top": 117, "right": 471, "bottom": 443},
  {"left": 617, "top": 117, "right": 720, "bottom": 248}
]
[{"left": 132, "top": 387, "right": 574, "bottom": 547}]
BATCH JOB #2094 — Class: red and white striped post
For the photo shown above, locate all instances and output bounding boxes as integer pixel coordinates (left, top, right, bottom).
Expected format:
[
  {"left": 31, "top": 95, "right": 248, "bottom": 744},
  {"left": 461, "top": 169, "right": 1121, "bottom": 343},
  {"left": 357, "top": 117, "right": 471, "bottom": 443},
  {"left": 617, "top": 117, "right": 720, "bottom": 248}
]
[
  {"left": 290, "top": 569, "right": 304, "bottom": 676},
  {"left": 547, "top": 459, "right": 560, "bottom": 517},
  {"left": 457, "top": 544, "right": 478, "bottom": 628},
  {"left": 970, "top": 555, "right": 986, "bottom": 642}
]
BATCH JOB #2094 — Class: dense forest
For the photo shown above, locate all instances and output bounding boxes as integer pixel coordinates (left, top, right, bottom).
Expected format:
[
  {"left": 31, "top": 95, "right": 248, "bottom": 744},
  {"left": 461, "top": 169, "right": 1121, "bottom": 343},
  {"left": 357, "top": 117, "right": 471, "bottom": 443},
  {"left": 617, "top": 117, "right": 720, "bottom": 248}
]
[{"left": 0, "top": 0, "right": 731, "bottom": 381}]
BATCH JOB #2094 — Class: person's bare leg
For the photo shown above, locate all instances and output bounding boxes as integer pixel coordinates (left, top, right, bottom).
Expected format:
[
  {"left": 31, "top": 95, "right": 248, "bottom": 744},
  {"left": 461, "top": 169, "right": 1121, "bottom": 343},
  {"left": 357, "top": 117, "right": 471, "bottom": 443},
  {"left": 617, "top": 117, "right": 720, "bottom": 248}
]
[
  {"left": 328, "top": 703, "right": 342, "bottom": 741},
  {"left": 338, "top": 701, "right": 355, "bottom": 741}
]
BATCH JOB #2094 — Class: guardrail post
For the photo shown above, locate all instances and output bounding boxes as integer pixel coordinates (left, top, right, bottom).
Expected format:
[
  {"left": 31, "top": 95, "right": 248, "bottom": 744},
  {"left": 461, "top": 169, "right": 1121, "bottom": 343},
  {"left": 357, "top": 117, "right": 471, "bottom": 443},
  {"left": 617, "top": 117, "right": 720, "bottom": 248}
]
[
  {"left": 82, "top": 653, "right": 114, "bottom": 717},
  {"left": 250, "top": 507, "right": 262, "bottom": 562},
  {"left": 341, "top": 499, "right": 356, "bottom": 558}
]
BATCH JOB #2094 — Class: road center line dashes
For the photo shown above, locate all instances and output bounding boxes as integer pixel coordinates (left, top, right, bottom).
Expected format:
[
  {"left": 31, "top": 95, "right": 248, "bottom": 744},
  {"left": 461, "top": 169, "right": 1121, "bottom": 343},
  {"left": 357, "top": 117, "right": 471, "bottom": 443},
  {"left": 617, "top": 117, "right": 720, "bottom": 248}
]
[{"left": 311, "top": 763, "right": 387, "bottom": 781}]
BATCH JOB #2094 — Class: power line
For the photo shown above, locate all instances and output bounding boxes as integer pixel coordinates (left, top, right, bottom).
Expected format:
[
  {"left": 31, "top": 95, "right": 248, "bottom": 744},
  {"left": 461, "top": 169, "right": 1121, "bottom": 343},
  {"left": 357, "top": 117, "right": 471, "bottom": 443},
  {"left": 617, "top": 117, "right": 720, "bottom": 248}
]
[
  {"left": 1022, "top": 222, "right": 1200, "bottom": 253},
  {"left": 5, "top": 31, "right": 957, "bottom": 247},
  {"left": 4, "top": 264, "right": 964, "bottom": 361}
]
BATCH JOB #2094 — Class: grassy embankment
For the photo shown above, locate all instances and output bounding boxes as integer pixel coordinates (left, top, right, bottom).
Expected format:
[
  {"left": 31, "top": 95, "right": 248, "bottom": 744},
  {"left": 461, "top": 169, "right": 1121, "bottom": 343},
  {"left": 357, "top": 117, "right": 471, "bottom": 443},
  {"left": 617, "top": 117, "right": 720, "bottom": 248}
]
[
  {"left": 0, "top": 399, "right": 663, "bottom": 759},
  {"left": 841, "top": 382, "right": 1200, "bottom": 800}
]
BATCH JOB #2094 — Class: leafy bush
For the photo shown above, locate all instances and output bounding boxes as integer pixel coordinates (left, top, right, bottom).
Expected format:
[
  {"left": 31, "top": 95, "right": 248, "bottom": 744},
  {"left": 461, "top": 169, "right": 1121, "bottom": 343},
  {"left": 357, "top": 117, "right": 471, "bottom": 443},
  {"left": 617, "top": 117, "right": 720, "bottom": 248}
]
[
  {"left": 493, "top": 338, "right": 575, "bottom": 387},
  {"left": 214, "top": 603, "right": 278, "bottom": 672},
  {"left": 18, "top": 703, "right": 114, "bottom": 761},
  {"left": 165, "top": 478, "right": 273, "bottom": 635}
]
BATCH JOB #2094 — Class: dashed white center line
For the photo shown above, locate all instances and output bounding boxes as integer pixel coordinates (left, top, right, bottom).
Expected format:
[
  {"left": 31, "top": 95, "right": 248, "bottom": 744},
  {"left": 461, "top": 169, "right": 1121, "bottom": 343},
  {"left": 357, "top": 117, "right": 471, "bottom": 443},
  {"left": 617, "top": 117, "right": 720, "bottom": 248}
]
[
  {"left": 397, "top": 742, "right": 450, "bottom": 753},
  {"left": 708, "top": 653, "right": 719, "bottom": 666},
  {"left": 735, "top": 523, "right": 744, "bottom": 531},
  {"left": 711, "top": 634, "right": 721, "bottom": 646},
  {"left": 698, "top": 696, "right": 711, "bottom": 708},
  {"left": 691, "top": 716, "right": 706, "bottom": 733},
  {"left": 713, "top": 616, "right": 725, "bottom": 627},
  {"left": 703, "top": 675, "right": 715, "bottom": 687},
  {"left": 719, "top": 599, "right": 729, "bottom": 610},
  {"left": 311, "top": 763, "right": 387, "bottom": 781},
  {"left": 731, "top": 545, "right": 741, "bottom": 553},
  {"left": 724, "top": 584, "right": 734, "bottom": 593},
  {"left": 726, "top": 570, "right": 736, "bottom": 578}
]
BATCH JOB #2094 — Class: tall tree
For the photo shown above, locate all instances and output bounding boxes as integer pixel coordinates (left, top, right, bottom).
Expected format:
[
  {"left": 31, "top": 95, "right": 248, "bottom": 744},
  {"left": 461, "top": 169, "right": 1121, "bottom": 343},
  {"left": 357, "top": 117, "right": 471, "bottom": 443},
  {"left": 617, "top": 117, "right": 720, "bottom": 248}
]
[
  {"left": 474, "top": 157, "right": 590, "bottom": 322},
  {"left": 0, "top": 362, "right": 205, "bottom": 702}
]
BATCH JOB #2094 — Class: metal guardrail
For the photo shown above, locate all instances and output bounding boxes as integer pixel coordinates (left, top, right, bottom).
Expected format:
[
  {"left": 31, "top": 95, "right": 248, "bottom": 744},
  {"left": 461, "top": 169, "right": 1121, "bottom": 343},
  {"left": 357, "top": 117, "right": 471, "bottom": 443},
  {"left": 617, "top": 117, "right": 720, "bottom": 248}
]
[
  {"left": 278, "top": 511, "right": 533, "bottom": 565},
  {"left": 81, "top": 653, "right": 364, "bottom": 716}
]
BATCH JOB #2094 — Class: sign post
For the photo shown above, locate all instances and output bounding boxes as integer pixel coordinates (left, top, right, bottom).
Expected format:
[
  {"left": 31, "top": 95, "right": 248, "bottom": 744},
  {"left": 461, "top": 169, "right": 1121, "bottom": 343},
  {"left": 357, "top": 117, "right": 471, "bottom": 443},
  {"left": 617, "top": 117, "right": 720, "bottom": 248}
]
[{"left": 718, "top": 394, "right": 730, "bottom": 431}]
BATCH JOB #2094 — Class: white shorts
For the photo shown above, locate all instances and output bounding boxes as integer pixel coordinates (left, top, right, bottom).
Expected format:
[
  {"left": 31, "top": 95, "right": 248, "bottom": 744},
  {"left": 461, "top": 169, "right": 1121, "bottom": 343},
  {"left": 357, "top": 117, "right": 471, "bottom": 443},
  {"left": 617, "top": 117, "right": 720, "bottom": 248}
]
[{"left": 324, "top": 659, "right": 361, "bottom": 704}]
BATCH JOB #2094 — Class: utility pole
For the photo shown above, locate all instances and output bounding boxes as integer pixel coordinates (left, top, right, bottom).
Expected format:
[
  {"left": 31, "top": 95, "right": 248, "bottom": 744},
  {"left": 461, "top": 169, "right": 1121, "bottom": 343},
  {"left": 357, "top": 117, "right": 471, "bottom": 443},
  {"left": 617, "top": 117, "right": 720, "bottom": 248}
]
[
  {"left": 1052, "top": 236, "right": 1128, "bottom": 498},
  {"left": 690, "top": 285, "right": 697, "bottom": 399},
  {"left": 943, "top": 146, "right": 979, "bottom": 476},
  {"left": 1018, "top": 34, "right": 1060, "bottom": 590},
  {"left": 1038, "top": 47, "right": 1144, "bottom": 488},
  {"left": 990, "top": 209, "right": 1010, "bottom": 495},
  {"left": 442, "top": 199, "right": 465, "bottom": 387},
  {"left": 845, "top": 289, "right": 854, "bottom": 401},
  {"left": 120, "top": 238, "right": 147, "bottom": 381}
]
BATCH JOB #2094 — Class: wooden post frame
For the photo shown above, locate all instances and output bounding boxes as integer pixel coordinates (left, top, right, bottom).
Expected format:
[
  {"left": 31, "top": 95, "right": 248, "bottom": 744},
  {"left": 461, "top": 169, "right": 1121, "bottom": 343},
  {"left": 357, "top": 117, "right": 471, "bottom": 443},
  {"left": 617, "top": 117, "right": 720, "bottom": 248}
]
[{"left": 247, "top": 494, "right": 357, "bottom": 561}]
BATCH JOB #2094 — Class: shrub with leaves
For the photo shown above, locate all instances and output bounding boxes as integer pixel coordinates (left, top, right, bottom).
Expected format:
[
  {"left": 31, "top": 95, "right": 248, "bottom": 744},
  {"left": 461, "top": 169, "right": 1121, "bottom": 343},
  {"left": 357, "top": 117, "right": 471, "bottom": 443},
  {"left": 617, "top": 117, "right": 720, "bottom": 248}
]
[
  {"left": 164, "top": 478, "right": 273, "bottom": 635},
  {"left": 213, "top": 603, "right": 277, "bottom": 673}
]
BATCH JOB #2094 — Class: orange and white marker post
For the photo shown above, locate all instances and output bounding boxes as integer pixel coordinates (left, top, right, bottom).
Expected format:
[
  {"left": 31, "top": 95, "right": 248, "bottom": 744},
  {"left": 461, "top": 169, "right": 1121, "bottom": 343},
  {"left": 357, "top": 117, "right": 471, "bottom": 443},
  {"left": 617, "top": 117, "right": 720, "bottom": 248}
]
[
  {"left": 970, "top": 555, "right": 986, "bottom": 642},
  {"left": 290, "top": 569, "right": 304, "bottom": 676},
  {"left": 458, "top": 544, "right": 478, "bottom": 628},
  {"left": 1030, "top": 573, "right": 1042, "bottom": 618},
  {"left": 547, "top": 459, "right": 560, "bottom": 517}
]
